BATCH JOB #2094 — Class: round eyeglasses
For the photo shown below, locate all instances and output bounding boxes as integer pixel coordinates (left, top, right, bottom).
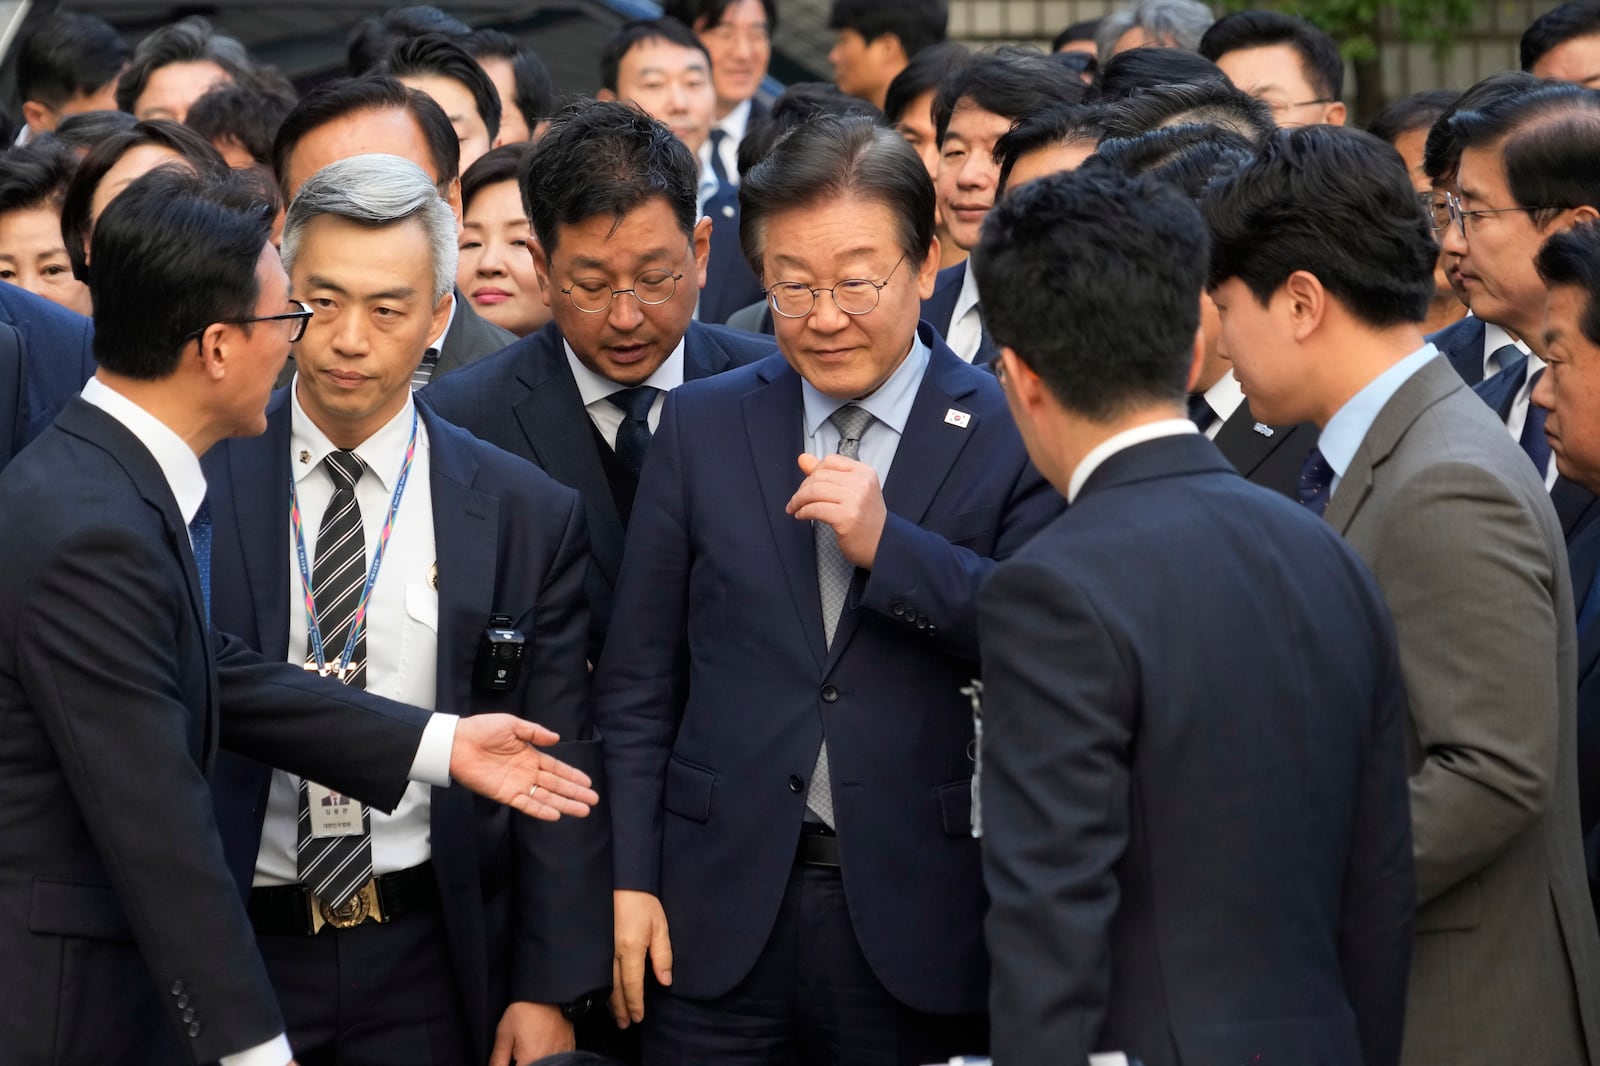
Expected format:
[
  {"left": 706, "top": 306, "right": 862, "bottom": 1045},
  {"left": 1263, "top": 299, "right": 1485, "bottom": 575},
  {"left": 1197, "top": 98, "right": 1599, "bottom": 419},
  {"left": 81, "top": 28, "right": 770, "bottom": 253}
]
[
  {"left": 561, "top": 269, "right": 684, "bottom": 313},
  {"left": 764, "top": 255, "right": 907, "bottom": 319}
]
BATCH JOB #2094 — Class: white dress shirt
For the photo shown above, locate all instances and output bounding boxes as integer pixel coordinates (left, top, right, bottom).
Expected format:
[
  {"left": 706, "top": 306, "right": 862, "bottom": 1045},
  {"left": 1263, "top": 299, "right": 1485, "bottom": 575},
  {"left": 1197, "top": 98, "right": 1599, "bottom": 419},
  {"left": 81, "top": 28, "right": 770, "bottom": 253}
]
[
  {"left": 564, "top": 338, "right": 686, "bottom": 446},
  {"left": 81, "top": 378, "right": 207, "bottom": 529},
  {"left": 1067, "top": 419, "right": 1199, "bottom": 503},
  {"left": 1197, "top": 369, "right": 1247, "bottom": 442},
  {"left": 944, "top": 260, "right": 984, "bottom": 364},
  {"left": 1481, "top": 320, "right": 1528, "bottom": 380},
  {"left": 699, "top": 98, "right": 751, "bottom": 187},
  {"left": 1478, "top": 324, "right": 1556, "bottom": 488}
]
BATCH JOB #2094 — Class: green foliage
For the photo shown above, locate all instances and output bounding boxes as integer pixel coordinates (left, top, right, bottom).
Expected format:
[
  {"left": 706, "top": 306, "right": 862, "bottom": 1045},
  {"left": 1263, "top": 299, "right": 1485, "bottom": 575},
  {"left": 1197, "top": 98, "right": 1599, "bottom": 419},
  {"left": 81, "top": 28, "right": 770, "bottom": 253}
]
[{"left": 1217, "top": 0, "right": 1476, "bottom": 61}]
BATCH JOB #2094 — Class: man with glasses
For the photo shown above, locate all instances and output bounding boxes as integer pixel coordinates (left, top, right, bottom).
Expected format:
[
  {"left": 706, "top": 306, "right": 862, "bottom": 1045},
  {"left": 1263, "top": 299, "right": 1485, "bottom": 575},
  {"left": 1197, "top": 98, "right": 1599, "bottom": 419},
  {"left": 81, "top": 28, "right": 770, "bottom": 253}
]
[
  {"left": 592, "top": 114, "right": 1060, "bottom": 1063},
  {"left": 1199, "top": 10, "right": 1346, "bottom": 128},
  {"left": 421, "top": 101, "right": 773, "bottom": 659}
]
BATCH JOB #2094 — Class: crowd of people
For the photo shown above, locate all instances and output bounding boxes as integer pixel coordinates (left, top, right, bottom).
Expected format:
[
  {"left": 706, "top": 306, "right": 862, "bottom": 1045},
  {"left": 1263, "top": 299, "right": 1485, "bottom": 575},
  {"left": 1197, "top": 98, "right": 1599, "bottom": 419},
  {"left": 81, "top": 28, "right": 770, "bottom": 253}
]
[{"left": 6, "top": 0, "right": 1600, "bottom": 1064}]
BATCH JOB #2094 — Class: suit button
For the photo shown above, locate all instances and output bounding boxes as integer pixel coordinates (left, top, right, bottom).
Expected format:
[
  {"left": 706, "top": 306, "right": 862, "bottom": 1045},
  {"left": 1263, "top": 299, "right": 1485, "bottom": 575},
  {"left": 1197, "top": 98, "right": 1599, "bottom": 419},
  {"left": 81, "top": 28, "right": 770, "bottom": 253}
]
[
  {"left": 916, "top": 617, "right": 929, "bottom": 630},
  {"left": 188, "top": 1022, "right": 202, "bottom": 1038},
  {"left": 176, "top": 994, "right": 189, "bottom": 1009},
  {"left": 891, "top": 601, "right": 905, "bottom": 617},
  {"left": 788, "top": 774, "right": 804, "bottom": 792},
  {"left": 904, "top": 609, "right": 918, "bottom": 623},
  {"left": 181, "top": 1008, "right": 195, "bottom": 1023},
  {"left": 171, "top": 981, "right": 184, "bottom": 997},
  {"left": 821, "top": 684, "right": 839, "bottom": 703}
]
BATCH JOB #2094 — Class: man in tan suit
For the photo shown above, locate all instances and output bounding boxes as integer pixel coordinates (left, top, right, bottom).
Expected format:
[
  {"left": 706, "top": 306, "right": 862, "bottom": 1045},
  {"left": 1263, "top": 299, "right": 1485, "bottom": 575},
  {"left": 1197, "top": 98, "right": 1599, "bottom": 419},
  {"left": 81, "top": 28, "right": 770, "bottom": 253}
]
[{"left": 1203, "top": 124, "right": 1600, "bottom": 1066}]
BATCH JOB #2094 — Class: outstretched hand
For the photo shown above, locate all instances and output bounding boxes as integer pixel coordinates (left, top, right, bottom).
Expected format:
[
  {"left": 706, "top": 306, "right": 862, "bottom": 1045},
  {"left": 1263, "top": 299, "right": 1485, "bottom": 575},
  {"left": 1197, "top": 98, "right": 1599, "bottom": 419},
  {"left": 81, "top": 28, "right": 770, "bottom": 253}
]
[{"left": 448, "top": 713, "right": 599, "bottom": 820}]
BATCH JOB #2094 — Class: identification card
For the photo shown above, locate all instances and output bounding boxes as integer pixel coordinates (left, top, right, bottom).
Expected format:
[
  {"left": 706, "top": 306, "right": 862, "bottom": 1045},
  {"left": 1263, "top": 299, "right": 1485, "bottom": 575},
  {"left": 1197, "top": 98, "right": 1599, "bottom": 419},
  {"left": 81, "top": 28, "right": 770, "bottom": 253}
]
[{"left": 307, "top": 782, "right": 365, "bottom": 838}]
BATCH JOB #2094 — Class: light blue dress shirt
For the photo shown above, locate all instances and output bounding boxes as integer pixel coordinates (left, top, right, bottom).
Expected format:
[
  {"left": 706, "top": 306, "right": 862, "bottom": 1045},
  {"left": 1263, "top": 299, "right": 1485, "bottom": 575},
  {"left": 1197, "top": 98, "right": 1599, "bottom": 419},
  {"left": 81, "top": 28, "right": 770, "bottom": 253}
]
[
  {"left": 1319, "top": 343, "right": 1439, "bottom": 494},
  {"left": 800, "top": 335, "right": 931, "bottom": 481}
]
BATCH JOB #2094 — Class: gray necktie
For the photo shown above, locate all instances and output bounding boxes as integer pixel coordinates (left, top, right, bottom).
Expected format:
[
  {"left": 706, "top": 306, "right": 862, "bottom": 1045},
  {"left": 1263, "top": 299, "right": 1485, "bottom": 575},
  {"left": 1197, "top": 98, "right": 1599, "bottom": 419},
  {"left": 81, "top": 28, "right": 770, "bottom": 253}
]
[
  {"left": 1488, "top": 342, "right": 1522, "bottom": 378},
  {"left": 410, "top": 348, "right": 441, "bottom": 390},
  {"left": 807, "top": 404, "right": 875, "bottom": 827}
]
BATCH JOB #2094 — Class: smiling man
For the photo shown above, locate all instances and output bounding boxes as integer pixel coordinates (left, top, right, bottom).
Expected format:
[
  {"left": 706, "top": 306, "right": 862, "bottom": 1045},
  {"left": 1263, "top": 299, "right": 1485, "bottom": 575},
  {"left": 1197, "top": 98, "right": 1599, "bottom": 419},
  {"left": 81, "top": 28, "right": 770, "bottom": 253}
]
[
  {"left": 664, "top": 0, "right": 776, "bottom": 185},
  {"left": 591, "top": 113, "right": 1060, "bottom": 1064}
]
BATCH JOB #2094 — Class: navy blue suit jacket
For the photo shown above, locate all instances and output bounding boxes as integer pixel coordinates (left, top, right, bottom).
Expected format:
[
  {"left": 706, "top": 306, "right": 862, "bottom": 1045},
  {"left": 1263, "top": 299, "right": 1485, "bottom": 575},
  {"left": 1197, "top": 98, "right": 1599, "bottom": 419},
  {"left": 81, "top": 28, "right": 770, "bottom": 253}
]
[
  {"left": 420, "top": 319, "right": 774, "bottom": 653},
  {"left": 920, "top": 262, "right": 995, "bottom": 365},
  {"left": 591, "top": 327, "right": 1063, "bottom": 1013},
  {"left": 1427, "top": 314, "right": 1487, "bottom": 385},
  {"left": 1472, "top": 362, "right": 1599, "bottom": 538},
  {"left": 1568, "top": 521, "right": 1600, "bottom": 928},
  {"left": 202, "top": 394, "right": 611, "bottom": 1062},
  {"left": 0, "top": 282, "right": 94, "bottom": 462},
  {"left": 698, "top": 184, "right": 765, "bottom": 325},
  {"left": 979, "top": 435, "right": 1414, "bottom": 1066}
]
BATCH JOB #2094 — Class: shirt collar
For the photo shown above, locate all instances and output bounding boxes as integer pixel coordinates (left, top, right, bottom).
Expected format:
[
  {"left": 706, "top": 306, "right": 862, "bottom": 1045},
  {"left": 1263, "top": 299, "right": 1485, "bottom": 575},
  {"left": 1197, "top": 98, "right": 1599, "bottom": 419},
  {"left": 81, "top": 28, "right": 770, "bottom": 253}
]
[
  {"left": 1201, "top": 367, "right": 1246, "bottom": 423},
  {"left": 290, "top": 386, "right": 420, "bottom": 492},
  {"left": 801, "top": 332, "right": 930, "bottom": 439},
  {"left": 1318, "top": 343, "right": 1438, "bottom": 479},
  {"left": 696, "top": 158, "right": 721, "bottom": 216},
  {"left": 715, "top": 98, "right": 752, "bottom": 139},
  {"left": 426, "top": 290, "right": 459, "bottom": 355},
  {"left": 1067, "top": 418, "right": 1198, "bottom": 503},
  {"left": 80, "top": 376, "right": 207, "bottom": 524},
  {"left": 562, "top": 336, "right": 687, "bottom": 408},
  {"left": 952, "top": 259, "right": 981, "bottom": 325}
]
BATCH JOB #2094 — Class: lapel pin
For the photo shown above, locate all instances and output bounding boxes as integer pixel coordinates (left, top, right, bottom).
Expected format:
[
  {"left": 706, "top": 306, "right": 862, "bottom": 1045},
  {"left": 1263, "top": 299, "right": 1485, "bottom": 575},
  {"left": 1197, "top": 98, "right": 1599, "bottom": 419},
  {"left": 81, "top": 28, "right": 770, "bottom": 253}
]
[
  {"left": 299, "top": 449, "right": 311, "bottom": 464},
  {"left": 1252, "top": 423, "right": 1275, "bottom": 438},
  {"left": 428, "top": 562, "right": 439, "bottom": 589},
  {"left": 721, "top": 204, "right": 735, "bottom": 219},
  {"left": 945, "top": 408, "right": 971, "bottom": 429}
]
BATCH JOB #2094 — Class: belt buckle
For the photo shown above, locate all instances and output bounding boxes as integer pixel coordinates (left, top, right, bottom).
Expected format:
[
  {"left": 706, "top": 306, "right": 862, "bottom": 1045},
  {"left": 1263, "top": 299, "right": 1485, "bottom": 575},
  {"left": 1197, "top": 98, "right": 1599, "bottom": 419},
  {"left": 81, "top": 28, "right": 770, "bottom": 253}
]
[{"left": 309, "top": 879, "right": 386, "bottom": 934}]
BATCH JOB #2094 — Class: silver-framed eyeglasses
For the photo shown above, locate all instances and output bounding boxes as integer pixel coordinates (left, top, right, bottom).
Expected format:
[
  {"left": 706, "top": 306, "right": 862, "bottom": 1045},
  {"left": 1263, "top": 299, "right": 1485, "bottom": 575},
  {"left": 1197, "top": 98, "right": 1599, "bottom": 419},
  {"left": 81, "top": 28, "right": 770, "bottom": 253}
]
[
  {"left": 561, "top": 268, "right": 684, "bottom": 313},
  {"left": 1442, "top": 190, "right": 1563, "bottom": 240},
  {"left": 765, "top": 255, "right": 907, "bottom": 319}
]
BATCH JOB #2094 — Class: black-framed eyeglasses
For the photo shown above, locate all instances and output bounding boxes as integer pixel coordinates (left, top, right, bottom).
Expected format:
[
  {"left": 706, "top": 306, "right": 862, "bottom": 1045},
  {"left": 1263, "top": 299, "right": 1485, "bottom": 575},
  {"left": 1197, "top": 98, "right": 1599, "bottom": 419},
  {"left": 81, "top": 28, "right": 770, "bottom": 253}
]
[
  {"left": 561, "top": 268, "right": 684, "bottom": 313},
  {"left": 765, "top": 255, "right": 907, "bottom": 319},
  {"left": 185, "top": 300, "right": 314, "bottom": 345},
  {"left": 1444, "top": 190, "right": 1564, "bottom": 240}
]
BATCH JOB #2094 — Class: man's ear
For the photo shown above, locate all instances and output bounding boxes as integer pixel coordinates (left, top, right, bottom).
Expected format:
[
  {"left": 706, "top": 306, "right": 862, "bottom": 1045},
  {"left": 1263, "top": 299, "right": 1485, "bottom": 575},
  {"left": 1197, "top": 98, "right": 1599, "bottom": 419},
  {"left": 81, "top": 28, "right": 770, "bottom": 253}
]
[
  {"left": 692, "top": 217, "right": 712, "bottom": 291},
  {"left": 431, "top": 289, "right": 454, "bottom": 341},
  {"left": 1283, "top": 270, "right": 1327, "bottom": 343},
  {"left": 1323, "top": 101, "right": 1348, "bottom": 127},
  {"left": 19, "top": 100, "right": 51, "bottom": 135},
  {"left": 530, "top": 239, "right": 554, "bottom": 309},
  {"left": 197, "top": 324, "right": 231, "bottom": 382},
  {"left": 597, "top": 88, "right": 617, "bottom": 103},
  {"left": 1185, "top": 323, "right": 1206, "bottom": 394}
]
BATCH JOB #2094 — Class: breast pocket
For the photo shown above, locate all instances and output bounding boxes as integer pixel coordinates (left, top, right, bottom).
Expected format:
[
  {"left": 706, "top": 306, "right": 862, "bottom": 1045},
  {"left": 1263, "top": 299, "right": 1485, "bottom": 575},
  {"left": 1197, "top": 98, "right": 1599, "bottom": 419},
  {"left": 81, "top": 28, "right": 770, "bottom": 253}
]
[{"left": 398, "top": 583, "right": 440, "bottom": 697}]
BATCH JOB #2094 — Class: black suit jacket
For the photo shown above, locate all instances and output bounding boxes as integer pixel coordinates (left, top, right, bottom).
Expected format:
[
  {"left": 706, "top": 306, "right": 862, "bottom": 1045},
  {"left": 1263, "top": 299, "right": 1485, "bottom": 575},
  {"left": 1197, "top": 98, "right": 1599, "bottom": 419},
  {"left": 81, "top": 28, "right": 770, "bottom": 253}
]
[
  {"left": 1570, "top": 521, "right": 1600, "bottom": 930},
  {"left": 1210, "top": 396, "right": 1319, "bottom": 498},
  {"left": 420, "top": 320, "right": 774, "bottom": 653},
  {"left": 276, "top": 290, "right": 516, "bottom": 388},
  {"left": 698, "top": 184, "right": 765, "bottom": 326},
  {"left": 979, "top": 434, "right": 1414, "bottom": 1066},
  {"left": 0, "top": 399, "right": 432, "bottom": 1064},
  {"left": 919, "top": 261, "right": 996, "bottom": 365},
  {"left": 202, "top": 394, "right": 610, "bottom": 1061},
  {"left": 0, "top": 317, "right": 21, "bottom": 467},
  {"left": 1427, "top": 313, "right": 1487, "bottom": 385},
  {"left": 0, "top": 281, "right": 95, "bottom": 464}
]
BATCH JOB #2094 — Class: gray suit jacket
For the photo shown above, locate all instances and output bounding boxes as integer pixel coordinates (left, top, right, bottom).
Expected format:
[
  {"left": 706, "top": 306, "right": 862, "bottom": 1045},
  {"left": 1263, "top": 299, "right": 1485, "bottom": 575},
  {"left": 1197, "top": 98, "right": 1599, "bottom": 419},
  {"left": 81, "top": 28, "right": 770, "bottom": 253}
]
[{"left": 1325, "top": 355, "right": 1600, "bottom": 1066}]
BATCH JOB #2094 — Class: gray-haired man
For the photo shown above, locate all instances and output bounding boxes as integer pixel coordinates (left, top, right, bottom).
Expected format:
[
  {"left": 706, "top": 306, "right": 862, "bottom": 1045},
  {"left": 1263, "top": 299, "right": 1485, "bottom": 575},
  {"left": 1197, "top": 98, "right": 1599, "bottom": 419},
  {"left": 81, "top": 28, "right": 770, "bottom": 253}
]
[{"left": 202, "top": 153, "right": 611, "bottom": 1066}]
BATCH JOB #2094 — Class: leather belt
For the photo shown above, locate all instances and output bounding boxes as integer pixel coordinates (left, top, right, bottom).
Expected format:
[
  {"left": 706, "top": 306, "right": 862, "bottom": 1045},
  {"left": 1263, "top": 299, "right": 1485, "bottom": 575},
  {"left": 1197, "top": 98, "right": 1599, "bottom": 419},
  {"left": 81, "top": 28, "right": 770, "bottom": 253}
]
[
  {"left": 796, "top": 823, "right": 841, "bottom": 867},
  {"left": 248, "top": 862, "right": 438, "bottom": 936}
]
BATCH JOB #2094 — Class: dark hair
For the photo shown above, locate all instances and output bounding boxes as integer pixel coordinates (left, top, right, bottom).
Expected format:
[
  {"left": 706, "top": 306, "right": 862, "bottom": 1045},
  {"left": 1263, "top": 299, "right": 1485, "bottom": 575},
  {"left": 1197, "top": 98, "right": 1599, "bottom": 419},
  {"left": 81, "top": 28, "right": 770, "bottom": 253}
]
[
  {"left": 662, "top": 0, "right": 779, "bottom": 33},
  {"left": 974, "top": 167, "right": 1207, "bottom": 417},
  {"left": 115, "top": 16, "right": 252, "bottom": 116},
  {"left": 16, "top": 12, "right": 130, "bottom": 110},
  {"left": 272, "top": 75, "right": 461, "bottom": 198},
  {"left": 827, "top": 0, "right": 949, "bottom": 59},
  {"left": 1535, "top": 219, "right": 1600, "bottom": 345},
  {"left": 0, "top": 141, "right": 81, "bottom": 216},
  {"left": 1053, "top": 18, "right": 1101, "bottom": 53},
  {"left": 1523, "top": 0, "right": 1600, "bottom": 73},
  {"left": 932, "top": 47, "right": 1088, "bottom": 143},
  {"left": 883, "top": 42, "right": 971, "bottom": 125},
  {"left": 1090, "top": 124, "right": 1257, "bottom": 198},
  {"left": 1366, "top": 88, "right": 1460, "bottom": 147},
  {"left": 740, "top": 114, "right": 934, "bottom": 276},
  {"left": 524, "top": 1054, "right": 625, "bottom": 1066},
  {"left": 1203, "top": 125, "right": 1437, "bottom": 327},
  {"left": 600, "top": 18, "right": 711, "bottom": 95},
  {"left": 185, "top": 83, "right": 298, "bottom": 167},
  {"left": 380, "top": 33, "right": 502, "bottom": 145},
  {"left": 994, "top": 103, "right": 1108, "bottom": 191},
  {"left": 522, "top": 99, "right": 698, "bottom": 256},
  {"left": 462, "top": 141, "right": 536, "bottom": 212},
  {"left": 738, "top": 83, "right": 883, "bottom": 176},
  {"left": 347, "top": 5, "right": 471, "bottom": 76},
  {"left": 1101, "top": 79, "right": 1275, "bottom": 143},
  {"left": 1501, "top": 110, "right": 1600, "bottom": 227},
  {"left": 465, "top": 31, "right": 559, "bottom": 134},
  {"left": 1198, "top": 10, "right": 1344, "bottom": 101},
  {"left": 89, "top": 166, "right": 273, "bottom": 380},
  {"left": 1421, "top": 72, "right": 1539, "bottom": 186},
  {"left": 1093, "top": 47, "right": 1229, "bottom": 103},
  {"left": 61, "top": 119, "right": 228, "bottom": 283},
  {"left": 49, "top": 110, "right": 140, "bottom": 154}
]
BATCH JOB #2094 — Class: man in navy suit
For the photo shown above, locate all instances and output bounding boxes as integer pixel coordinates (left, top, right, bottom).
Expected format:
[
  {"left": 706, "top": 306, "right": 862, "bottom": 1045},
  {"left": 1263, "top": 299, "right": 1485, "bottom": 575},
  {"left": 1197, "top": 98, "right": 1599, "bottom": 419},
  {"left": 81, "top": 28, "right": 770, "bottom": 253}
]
[
  {"left": 973, "top": 163, "right": 1413, "bottom": 1066},
  {"left": 0, "top": 278, "right": 96, "bottom": 464},
  {"left": 204, "top": 156, "right": 611, "bottom": 1065},
  {"left": 423, "top": 101, "right": 774, "bottom": 656},
  {"left": 593, "top": 115, "right": 1061, "bottom": 1063},
  {"left": 0, "top": 166, "right": 598, "bottom": 1066}
]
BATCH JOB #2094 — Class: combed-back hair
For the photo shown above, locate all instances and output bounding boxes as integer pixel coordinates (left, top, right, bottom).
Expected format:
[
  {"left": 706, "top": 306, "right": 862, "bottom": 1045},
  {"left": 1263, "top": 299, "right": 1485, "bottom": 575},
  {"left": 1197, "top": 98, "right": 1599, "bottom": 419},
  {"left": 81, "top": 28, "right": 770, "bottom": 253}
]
[
  {"left": 994, "top": 102, "right": 1109, "bottom": 190},
  {"left": 520, "top": 98, "right": 699, "bottom": 257},
  {"left": 1053, "top": 18, "right": 1101, "bottom": 53},
  {"left": 1536, "top": 219, "right": 1600, "bottom": 345},
  {"left": 663, "top": 0, "right": 779, "bottom": 33},
  {"left": 1421, "top": 72, "right": 1539, "bottom": 185},
  {"left": 827, "top": 0, "right": 948, "bottom": 59},
  {"left": 347, "top": 5, "right": 471, "bottom": 76},
  {"left": 271, "top": 75, "right": 461, "bottom": 198},
  {"left": 739, "top": 113, "right": 934, "bottom": 277},
  {"left": 115, "top": 16, "right": 252, "bottom": 115},
  {"left": 974, "top": 166, "right": 1208, "bottom": 418},
  {"left": 186, "top": 83, "right": 298, "bottom": 167},
  {"left": 738, "top": 83, "right": 883, "bottom": 176},
  {"left": 50, "top": 110, "right": 140, "bottom": 155},
  {"left": 600, "top": 18, "right": 709, "bottom": 94},
  {"left": 1093, "top": 46, "right": 1229, "bottom": 102},
  {"left": 1522, "top": 0, "right": 1600, "bottom": 73},
  {"left": 1197, "top": 10, "right": 1344, "bottom": 101},
  {"left": 89, "top": 165, "right": 273, "bottom": 380},
  {"left": 1202, "top": 125, "right": 1437, "bottom": 327},
  {"left": 883, "top": 42, "right": 972, "bottom": 125},
  {"left": 380, "top": 32, "right": 502, "bottom": 145},
  {"left": 465, "top": 31, "right": 559, "bottom": 135},
  {"left": 1367, "top": 89, "right": 1459, "bottom": 148},
  {"left": 1501, "top": 109, "right": 1600, "bottom": 227},
  {"left": 16, "top": 12, "right": 129, "bottom": 110},
  {"left": 1101, "top": 79, "right": 1274, "bottom": 143},
  {"left": 1095, "top": 0, "right": 1214, "bottom": 63},
  {"left": 1089, "top": 124, "right": 1256, "bottom": 198},
  {"left": 0, "top": 140, "right": 81, "bottom": 216},
  {"left": 932, "top": 47, "right": 1087, "bottom": 142}
]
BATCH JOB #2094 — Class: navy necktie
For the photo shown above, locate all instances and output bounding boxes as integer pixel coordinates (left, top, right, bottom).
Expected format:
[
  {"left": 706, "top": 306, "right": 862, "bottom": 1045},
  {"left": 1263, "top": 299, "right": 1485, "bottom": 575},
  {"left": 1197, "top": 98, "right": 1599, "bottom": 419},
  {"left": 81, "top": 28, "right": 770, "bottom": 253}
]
[
  {"left": 1521, "top": 368, "right": 1551, "bottom": 476},
  {"left": 708, "top": 128, "right": 731, "bottom": 189},
  {"left": 1488, "top": 342, "right": 1522, "bottom": 378},
  {"left": 1186, "top": 393, "right": 1216, "bottom": 433},
  {"left": 188, "top": 499, "right": 213, "bottom": 627},
  {"left": 1296, "top": 447, "right": 1336, "bottom": 517},
  {"left": 609, "top": 386, "right": 661, "bottom": 477}
]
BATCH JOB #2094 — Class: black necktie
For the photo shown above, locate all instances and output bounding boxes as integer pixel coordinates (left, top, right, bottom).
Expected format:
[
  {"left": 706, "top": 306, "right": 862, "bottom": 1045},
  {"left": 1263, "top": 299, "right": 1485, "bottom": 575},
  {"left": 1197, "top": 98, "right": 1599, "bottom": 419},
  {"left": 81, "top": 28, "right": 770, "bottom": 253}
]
[
  {"left": 1186, "top": 393, "right": 1216, "bottom": 433},
  {"left": 708, "top": 128, "right": 731, "bottom": 188},
  {"left": 188, "top": 498, "right": 213, "bottom": 627},
  {"left": 1296, "top": 447, "right": 1336, "bottom": 517},
  {"left": 608, "top": 386, "right": 661, "bottom": 477}
]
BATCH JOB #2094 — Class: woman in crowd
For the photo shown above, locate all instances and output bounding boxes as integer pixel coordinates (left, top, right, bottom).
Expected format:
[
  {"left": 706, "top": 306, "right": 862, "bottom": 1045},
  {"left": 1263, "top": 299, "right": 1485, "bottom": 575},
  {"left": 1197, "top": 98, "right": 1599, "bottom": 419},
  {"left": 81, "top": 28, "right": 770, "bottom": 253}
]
[
  {"left": 456, "top": 142, "right": 550, "bottom": 337},
  {"left": 0, "top": 141, "right": 91, "bottom": 315}
]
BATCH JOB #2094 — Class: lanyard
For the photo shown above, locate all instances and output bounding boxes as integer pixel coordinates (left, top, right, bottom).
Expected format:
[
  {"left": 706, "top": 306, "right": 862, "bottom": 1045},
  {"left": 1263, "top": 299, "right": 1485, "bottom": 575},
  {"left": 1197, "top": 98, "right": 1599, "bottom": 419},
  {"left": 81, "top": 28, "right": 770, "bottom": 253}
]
[{"left": 289, "top": 407, "right": 418, "bottom": 680}]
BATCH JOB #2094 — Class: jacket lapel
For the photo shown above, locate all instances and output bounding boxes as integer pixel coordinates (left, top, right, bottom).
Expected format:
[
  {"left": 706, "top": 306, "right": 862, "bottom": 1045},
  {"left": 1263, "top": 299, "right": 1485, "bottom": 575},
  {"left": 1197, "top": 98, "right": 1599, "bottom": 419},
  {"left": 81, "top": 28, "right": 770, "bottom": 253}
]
[
  {"left": 1211, "top": 399, "right": 1283, "bottom": 478},
  {"left": 424, "top": 408, "right": 497, "bottom": 719},
  {"left": 228, "top": 394, "right": 293, "bottom": 660},
  {"left": 434, "top": 290, "right": 512, "bottom": 376}
]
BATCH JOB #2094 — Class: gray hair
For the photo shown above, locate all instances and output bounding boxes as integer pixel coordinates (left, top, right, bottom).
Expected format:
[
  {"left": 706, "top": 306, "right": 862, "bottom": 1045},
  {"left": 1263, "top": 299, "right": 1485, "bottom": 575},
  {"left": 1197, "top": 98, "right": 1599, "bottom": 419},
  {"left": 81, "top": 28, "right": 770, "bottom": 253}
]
[
  {"left": 1096, "top": 0, "right": 1215, "bottom": 63},
  {"left": 280, "top": 153, "right": 458, "bottom": 303}
]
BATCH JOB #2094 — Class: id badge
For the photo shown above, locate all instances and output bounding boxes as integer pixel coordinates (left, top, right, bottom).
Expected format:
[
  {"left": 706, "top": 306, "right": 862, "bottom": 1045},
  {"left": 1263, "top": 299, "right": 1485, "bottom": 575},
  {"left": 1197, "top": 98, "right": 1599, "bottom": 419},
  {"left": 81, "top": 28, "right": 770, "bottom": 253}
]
[{"left": 307, "top": 782, "right": 365, "bottom": 838}]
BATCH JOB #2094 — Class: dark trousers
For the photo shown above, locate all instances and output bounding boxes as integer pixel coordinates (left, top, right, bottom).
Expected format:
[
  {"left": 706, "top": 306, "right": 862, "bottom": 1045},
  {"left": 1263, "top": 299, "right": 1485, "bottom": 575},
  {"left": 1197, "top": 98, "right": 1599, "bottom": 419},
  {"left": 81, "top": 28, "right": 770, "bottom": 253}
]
[
  {"left": 642, "top": 863, "right": 987, "bottom": 1066},
  {"left": 256, "top": 902, "right": 472, "bottom": 1066}
]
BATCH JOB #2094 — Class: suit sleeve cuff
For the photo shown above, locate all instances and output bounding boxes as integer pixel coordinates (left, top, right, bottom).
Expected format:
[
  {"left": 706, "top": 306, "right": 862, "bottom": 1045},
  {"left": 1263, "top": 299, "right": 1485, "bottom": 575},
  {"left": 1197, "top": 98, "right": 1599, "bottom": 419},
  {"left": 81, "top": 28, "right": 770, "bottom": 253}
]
[
  {"left": 411, "top": 713, "right": 459, "bottom": 786},
  {"left": 220, "top": 1033, "right": 292, "bottom": 1066}
]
